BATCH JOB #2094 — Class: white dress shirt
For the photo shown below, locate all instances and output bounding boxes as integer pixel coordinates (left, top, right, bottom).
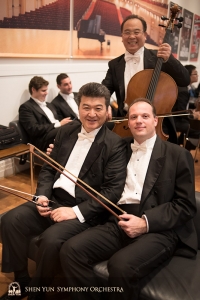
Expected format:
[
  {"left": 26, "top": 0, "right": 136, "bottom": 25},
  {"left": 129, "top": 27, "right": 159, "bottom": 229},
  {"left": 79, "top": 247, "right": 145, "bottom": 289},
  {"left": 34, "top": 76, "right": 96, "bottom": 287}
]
[
  {"left": 118, "top": 134, "right": 156, "bottom": 205},
  {"left": 60, "top": 92, "right": 79, "bottom": 118},
  {"left": 124, "top": 47, "right": 144, "bottom": 100},
  {"left": 53, "top": 126, "right": 101, "bottom": 222},
  {"left": 32, "top": 97, "right": 60, "bottom": 128}
]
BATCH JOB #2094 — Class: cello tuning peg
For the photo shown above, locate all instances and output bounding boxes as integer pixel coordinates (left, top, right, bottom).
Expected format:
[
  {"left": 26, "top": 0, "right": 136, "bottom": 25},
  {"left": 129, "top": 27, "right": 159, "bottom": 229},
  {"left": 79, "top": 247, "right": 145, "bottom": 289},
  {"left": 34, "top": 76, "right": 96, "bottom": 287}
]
[
  {"left": 175, "top": 23, "right": 182, "bottom": 29},
  {"left": 176, "top": 16, "right": 183, "bottom": 22},
  {"left": 161, "top": 16, "right": 169, "bottom": 21}
]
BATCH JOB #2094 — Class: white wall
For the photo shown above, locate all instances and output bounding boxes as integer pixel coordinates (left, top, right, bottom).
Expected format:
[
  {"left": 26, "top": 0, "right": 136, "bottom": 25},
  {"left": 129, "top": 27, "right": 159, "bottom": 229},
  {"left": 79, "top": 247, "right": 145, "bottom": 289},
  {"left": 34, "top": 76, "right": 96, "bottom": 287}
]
[
  {"left": 0, "top": 0, "right": 200, "bottom": 126},
  {"left": 0, "top": 59, "right": 108, "bottom": 125}
]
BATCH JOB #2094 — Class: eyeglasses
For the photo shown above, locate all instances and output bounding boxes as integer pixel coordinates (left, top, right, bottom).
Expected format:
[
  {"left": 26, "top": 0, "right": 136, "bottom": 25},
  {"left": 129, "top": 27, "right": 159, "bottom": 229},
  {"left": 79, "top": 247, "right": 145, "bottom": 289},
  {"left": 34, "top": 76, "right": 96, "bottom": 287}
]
[{"left": 122, "top": 30, "right": 143, "bottom": 37}]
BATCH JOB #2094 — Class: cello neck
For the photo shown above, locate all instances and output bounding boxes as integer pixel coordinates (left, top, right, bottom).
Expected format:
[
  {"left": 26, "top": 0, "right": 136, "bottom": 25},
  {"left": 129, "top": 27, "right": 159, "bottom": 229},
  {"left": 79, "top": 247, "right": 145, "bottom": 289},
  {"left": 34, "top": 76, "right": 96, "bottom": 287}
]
[{"left": 146, "top": 5, "right": 181, "bottom": 101}]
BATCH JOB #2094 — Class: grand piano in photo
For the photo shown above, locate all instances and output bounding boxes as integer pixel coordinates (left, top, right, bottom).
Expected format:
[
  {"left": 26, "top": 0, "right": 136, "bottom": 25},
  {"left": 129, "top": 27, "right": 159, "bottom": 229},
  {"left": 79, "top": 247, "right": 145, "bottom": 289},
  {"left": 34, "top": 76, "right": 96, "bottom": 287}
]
[{"left": 77, "top": 15, "right": 105, "bottom": 49}]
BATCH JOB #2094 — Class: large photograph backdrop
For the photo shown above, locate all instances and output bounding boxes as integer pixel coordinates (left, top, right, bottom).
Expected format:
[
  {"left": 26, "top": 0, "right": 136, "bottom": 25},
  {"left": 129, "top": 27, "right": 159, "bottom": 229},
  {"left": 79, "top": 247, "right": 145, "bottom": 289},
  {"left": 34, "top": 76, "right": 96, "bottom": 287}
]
[{"left": 0, "top": 0, "right": 197, "bottom": 60}]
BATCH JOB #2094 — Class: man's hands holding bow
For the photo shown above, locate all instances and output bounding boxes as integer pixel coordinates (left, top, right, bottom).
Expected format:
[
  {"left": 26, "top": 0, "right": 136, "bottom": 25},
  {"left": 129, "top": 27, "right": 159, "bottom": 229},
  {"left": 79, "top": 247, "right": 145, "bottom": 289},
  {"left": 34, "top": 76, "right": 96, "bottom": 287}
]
[
  {"left": 118, "top": 214, "right": 147, "bottom": 238},
  {"left": 36, "top": 196, "right": 77, "bottom": 222}
]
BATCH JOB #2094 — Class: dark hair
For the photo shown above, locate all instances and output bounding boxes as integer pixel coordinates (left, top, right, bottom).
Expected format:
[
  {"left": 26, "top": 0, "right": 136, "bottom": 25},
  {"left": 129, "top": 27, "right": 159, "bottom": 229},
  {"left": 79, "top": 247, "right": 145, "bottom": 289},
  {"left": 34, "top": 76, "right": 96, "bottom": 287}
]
[
  {"left": 56, "top": 73, "right": 69, "bottom": 85},
  {"left": 121, "top": 14, "right": 147, "bottom": 33},
  {"left": 128, "top": 98, "right": 156, "bottom": 117},
  {"left": 184, "top": 65, "right": 196, "bottom": 76},
  {"left": 77, "top": 82, "right": 110, "bottom": 108},
  {"left": 28, "top": 76, "right": 49, "bottom": 94}
]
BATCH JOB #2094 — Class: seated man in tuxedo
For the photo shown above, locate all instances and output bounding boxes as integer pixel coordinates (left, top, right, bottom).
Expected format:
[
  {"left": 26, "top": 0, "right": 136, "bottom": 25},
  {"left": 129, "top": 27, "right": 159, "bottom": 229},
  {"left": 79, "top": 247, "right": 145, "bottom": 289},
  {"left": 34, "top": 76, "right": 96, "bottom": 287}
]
[
  {"left": 1, "top": 82, "right": 127, "bottom": 300},
  {"left": 61, "top": 98, "right": 197, "bottom": 300},
  {"left": 51, "top": 73, "right": 79, "bottom": 120},
  {"left": 19, "top": 76, "right": 72, "bottom": 151}
]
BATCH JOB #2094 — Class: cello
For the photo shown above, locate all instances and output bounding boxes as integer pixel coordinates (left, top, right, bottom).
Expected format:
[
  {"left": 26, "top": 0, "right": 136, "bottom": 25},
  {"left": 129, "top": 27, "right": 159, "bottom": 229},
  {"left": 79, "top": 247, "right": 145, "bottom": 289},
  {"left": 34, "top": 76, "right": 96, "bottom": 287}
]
[{"left": 113, "top": 4, "right": 183, "bottom": 140}]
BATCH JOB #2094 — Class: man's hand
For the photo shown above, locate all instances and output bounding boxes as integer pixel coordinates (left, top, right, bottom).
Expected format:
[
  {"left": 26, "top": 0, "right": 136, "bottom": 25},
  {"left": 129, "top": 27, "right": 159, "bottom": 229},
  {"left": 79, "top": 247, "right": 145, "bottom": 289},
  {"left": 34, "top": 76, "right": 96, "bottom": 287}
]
[
  {"left": 193, "top": 110, "right": 200, "bottom": 120},
  {"left": 118, "top": 214, "right": 147, "bottom": 238},
  {"left": 46, "top": 143, "right": 54, "bottom": 156},
  {"left": 157, "top": 43, "right": 171, "bottom": 62},
  {"left": 50, "top": 207, "right": 77, "bottom": 222},
  {"left": 36, "top": 196, "right": 52, "bottom": 217},
  {"left": 60, "top": 117, "right": 72, "bottom": 126}
]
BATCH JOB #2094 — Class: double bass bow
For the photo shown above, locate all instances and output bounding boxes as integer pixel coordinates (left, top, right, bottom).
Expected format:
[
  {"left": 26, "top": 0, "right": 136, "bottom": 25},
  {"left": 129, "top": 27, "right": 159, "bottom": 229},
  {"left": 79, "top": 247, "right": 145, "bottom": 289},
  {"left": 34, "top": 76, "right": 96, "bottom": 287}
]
[
  {"left": 112, "top": 4, "right": 183, "bottom": 140},
  {"left": 0, "top": 144, "right": 127, "bottom": 220}
]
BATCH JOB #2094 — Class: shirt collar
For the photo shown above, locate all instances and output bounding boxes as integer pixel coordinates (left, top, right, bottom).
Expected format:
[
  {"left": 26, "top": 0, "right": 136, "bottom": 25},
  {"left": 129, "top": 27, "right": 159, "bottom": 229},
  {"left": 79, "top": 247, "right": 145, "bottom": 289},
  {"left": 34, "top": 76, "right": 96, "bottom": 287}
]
[
  {"left": 60, "top": 92, "right": 74, "bottom": 101},
  {"left": 125, "top": 46, "right": 144, "bottom": 58},
  {"left": 31, "top": 97, "right": 47, "bottom": 107},
  {"left": 133, "top": 134, "right": 156, "bottom": 149},
  {"left": 81, "top": 126, "right": 101, "bottom": 138}
]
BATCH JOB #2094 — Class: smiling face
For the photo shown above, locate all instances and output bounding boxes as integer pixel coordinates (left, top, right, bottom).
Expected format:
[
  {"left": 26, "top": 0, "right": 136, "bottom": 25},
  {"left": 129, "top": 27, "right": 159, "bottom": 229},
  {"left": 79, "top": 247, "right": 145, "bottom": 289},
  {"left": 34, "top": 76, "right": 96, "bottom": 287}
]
[
  {"left": 79, "top": 96, "right": 108, "bottom": 132},
  {"left": 58, "top": 77, "right": 73, "bottom": 95},
  {"left": 122, "top": 18, "right": 147, "bottom": 54},
  {"left": 128, "top": 101, "right": 158, "bottom": 144},
  {"left": 31, "top": 85, "right": 48, "bottom": 102}
]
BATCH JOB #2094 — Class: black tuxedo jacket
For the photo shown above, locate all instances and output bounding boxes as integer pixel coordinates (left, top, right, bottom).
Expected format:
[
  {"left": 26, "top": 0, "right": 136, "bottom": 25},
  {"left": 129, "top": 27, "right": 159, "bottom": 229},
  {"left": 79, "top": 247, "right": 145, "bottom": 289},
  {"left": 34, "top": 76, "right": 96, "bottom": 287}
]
[
  {"left": 51, "top": 92, "right": 78, "bottom": 121},
  {"left": 125, "top": 135, "right": 198, "bottom": 257},
  {"left": 19, "top": 98, "right": 59, "bottom": 150},
  {"left": 36, "top": 121, "right": 127, "bottom": 225},
  {"left": 102, "top": 48, "right": 190, "bottom": 117}
]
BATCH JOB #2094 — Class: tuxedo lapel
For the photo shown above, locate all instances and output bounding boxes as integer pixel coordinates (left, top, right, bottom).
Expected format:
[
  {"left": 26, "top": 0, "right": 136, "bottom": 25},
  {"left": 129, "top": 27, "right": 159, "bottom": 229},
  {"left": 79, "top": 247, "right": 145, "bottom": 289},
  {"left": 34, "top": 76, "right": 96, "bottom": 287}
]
[
  {"left": 58, "top": 94, "right": 77, "bottom": 118},
  {"left": 144, "top": 48, "right": 157, "bottom": 69},
  {"left": 58, "top": 128, "right": 80, "bottom": 167},
  {"left": 140, "top": 137, "right": 166, "bottom": 204},
  {"left": 79, "top": 126, "right": 106, "bottom": 179},
  {"left": 29, "top": 98, "right": 57, "bottom": 122},
  {"left": 115, "top": 56, "right": 126, "bottom": 102},
  {"left": 74, "top": 92, "right": 78, "bottom": 105},
  {"left": 47, "top": 102, "right": 58, "bottom": 119},
  {"left": 29, "top": 98, "right": 47, "bottom": 118}
]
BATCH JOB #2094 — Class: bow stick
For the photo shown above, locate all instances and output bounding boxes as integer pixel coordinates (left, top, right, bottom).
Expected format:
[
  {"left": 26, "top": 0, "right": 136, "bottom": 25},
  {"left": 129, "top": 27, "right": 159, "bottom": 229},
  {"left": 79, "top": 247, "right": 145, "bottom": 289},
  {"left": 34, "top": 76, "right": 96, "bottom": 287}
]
[
  {"left": 0, "top": 184, "right": 55, "bottom": 208},
  {"left": 29, "top": 144, "right": 126, "bottom": 220},
  {"left": 108, "top": 110, "right": 193, "bottom": 122}
]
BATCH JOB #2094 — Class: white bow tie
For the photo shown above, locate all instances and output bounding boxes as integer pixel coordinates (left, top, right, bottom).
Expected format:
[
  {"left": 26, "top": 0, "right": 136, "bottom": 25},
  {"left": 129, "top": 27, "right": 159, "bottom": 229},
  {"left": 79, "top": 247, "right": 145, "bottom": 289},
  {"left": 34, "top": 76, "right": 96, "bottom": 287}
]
[
  {"left": 68, "top": 93, "right": 74, "bottom": 99},
  {"left": 131, "top": 143, "right": 147, "bottom": 152},
  {"left": 78, "top": 132, "right": 95, "bottom": 143},
  {"left": 124, "top": 53, "right": 140, "bottom": 63},
  {"left": 39, "top": 102, "right": 47, "bottom": 108}
]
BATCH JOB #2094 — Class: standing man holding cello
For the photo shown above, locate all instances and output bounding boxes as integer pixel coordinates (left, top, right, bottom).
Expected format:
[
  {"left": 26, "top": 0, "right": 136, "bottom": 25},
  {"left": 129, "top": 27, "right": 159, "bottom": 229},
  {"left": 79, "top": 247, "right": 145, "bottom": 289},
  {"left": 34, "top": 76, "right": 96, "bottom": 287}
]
[{"left": 102, "top": 14, "right": 190, "bottom": 143}]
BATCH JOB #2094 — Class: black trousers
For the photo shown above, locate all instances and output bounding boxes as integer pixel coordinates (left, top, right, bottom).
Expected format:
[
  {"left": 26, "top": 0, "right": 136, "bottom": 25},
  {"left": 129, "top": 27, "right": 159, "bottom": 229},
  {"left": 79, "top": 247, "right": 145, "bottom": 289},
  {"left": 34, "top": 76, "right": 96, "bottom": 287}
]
[
  {"left": 1, "top": 189, "right": 91, "bottom": 287},
  {"left": 60, "top": 214, "right": 179, "bottom": 300}
]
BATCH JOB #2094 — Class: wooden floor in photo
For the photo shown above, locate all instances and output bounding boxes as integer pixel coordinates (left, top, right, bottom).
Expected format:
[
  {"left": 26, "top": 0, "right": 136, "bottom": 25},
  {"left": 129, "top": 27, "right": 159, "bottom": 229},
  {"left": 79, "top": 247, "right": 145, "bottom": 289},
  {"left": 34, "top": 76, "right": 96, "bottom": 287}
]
[{"left": 0, "top": 149, "right": 200, "bottom": 298}]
